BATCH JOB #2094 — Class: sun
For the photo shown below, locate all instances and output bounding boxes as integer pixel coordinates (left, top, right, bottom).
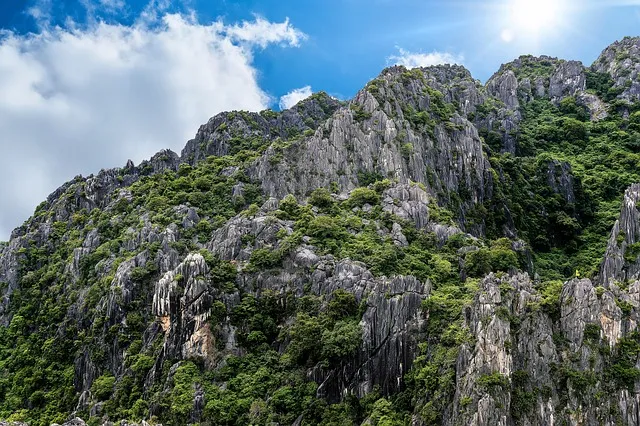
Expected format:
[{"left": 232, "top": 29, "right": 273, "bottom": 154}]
[{"left": 502, "top": 0, "right": 567, "bottom": 41}]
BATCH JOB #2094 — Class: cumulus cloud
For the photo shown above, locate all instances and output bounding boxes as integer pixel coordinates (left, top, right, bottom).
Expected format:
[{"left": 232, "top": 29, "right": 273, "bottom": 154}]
[
  {"left": 0, "top": 8, "right": 305, "bottom": 240},
  {"left": 279, "top": 86, "right": 313, "bottom": 110},
  {"left": 389, "top": 48, "right": 464, "bottom": 68},
  {"left": 222, "top": 16, "right": 306, "bottom": 48}
]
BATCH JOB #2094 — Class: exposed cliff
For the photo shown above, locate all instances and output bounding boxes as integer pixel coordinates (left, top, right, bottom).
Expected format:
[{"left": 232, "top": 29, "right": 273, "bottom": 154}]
[{"left": 2, "top": 37, "right": 640, "bottom": 426}]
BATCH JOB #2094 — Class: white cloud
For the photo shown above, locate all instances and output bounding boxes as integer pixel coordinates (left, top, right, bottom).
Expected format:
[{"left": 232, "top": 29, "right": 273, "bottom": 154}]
[
  {"left": 0, "top": 10, "right": 305, "bottom": 240},
  {"left": 222, "top": 16, "right": 307, "bottom": 48},
  {"left": 26, "top": 0, "right": 53, "bottom": 25},
  {"left": 279, "top": 86, "right": 313, "bottom": 110},
  {"left": 389, "top": 48, "right": 464, "bottom": 68}
]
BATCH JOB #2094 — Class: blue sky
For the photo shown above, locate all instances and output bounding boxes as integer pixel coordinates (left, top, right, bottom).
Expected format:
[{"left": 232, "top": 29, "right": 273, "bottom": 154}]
[
  {"left": 2, "top": 0, "right": 639, "bottom": 99},
  {"left": 0, "top": 0, "right": 639, "bottom": 239}
]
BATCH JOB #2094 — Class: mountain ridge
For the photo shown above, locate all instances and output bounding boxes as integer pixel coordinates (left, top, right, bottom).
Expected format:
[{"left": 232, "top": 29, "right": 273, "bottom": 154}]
[
  {"left": 11, "top": 36, "right": 638, "bottom": 243},
  {"left": 2, "top": 36, "right": 640, "bottom": 426}
]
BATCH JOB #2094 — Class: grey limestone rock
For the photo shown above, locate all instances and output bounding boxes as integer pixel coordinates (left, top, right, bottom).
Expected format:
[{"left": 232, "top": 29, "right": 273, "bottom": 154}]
[
  {"left": 593, "top": 36, "right": 640, "bottom": 102},
  {"left": 600, "top": 184, "right": 640, "bottom": 286}
]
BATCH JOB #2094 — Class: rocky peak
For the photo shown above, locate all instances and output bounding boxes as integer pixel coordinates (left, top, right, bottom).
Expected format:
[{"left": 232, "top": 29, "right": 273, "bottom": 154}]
[
  {"left": 487, "top": 55, "right": 587, "bottom": 104},
  {"left": 250, "top": 66, "right": 491, "bottom": 229},
  {"left": 592, "top": 36, "right": 640, "bottom": 102},
  {"left": 180, "top": 93, "right": 342, "bottom": 165}
]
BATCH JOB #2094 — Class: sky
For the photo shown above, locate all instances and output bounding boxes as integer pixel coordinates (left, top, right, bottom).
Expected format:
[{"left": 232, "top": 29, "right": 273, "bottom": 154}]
[{"left": 0, "top": 0, "right": 639, "bottom": 240}]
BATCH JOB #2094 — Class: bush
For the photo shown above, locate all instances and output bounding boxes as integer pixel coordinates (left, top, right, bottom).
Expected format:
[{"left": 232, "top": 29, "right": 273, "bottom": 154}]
[
  {"left": 539, "top": 280, "right": 563, "bottom": 320},
  {"left": 326, "top": 290, "right": 358, "bottom": 321},
  {"left": 357, "top": 170, "right": 384, "bottom": 186},
  {"left": 249, "top": 248, "right": 283, "bottom": 269},
  {"left": 583, "top": 323, "right": 601, "bottom": 341},
  {"left": 477, "top": 373, "right": 509, "bottom": 391},
  {"left": 278, "top": 194, "right": 301, "bottom": 220},
  {"left": 465, "top": 244, "right": 519, "bottom": 277},
  {"left": 307, "top": 216, "right": 347, "bottom": 244},
  {"left": 308, "top": 188, "right": 334, "bottom": 210},
  {"left": 321, "top": 320, "right": 362, "bottom": 362},
  {"left": 345, "top": 187, "right": 380, "bottom": 208},
  {"left": 286, "top": 313, "right": 324, "bottom": 365},
  {"left": 91, "top": 374, "right": 116, "bottom": 401}
]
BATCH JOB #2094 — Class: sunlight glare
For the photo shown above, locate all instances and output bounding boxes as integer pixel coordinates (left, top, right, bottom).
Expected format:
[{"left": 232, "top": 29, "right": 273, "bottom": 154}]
[{"left": 509, "top": 0, "right": 564, "bottom": 33}]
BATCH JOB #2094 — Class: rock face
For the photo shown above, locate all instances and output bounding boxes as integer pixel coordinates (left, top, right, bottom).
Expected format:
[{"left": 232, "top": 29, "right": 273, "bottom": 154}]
[
  {"left": 448, "top": 272, "right": 640, "bottom": 426},
  {"left": 600, "top": 184, "right": 640, "bottom": 286},
  {"left": 310, "top": 261, "right": 430, "bottom": 400},
  {"left": 545, "top": 159, "right": 577, "bottom": 204},
  {"left": 593, "top": 36, "right": 640, "bottom": 102},
  {"left": 250, "top": 67, "right": 492, "bottom": 227},
  {"left": 152, "top": 253, "right": 219, "bottom": 364},
  {"left": 4, "top": 37, "right": 640, "bottom": 425}
]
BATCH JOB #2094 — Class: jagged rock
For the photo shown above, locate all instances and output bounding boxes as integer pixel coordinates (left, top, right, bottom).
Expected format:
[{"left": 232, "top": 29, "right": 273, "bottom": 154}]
[
  {"left": 382, "top": 184, "right": 430, "bottom": 229},
  {"left": 310, "top": 262, "right": 430, "bottom": 400},
  {"left": 560, "top": 278, "right": 600, "bottom": 350},
  {"left": 152, "top": 253, "right": 220, "bottom": 364},
  {"left": 593, "top": 36, "right": 640, "bottom": 102},
  {"left": 180, "top": 93, "right": 342, "bottom": 164},
  {"left": 545, "top": 159, "right": 576, "bottom": 204},
  {"left": 449, "top": 272, "right": 640, "bottom": 426},
  {"left": 453, "top": 273, "right": 516, "bottom": 426},
  {"left": 577, "top": 92, "right": 608, "bottom": 121},
  {"left": 600, "top": 184, "right": 640, "bottom": 285},
  {"left": 391, "top": 223, "right": 409, "bottom": 247},
  {"left": 487, "top": 69, "right": 520, "bottom": 110},
  {"left": 549, "top": 60, "right": 586, "bottom": 102},
  {"left": 250, "top": 67, "right": 492, "bottom": 227},
  {"left": 207, "top": 213, "right": 290, "bottom": 261}
]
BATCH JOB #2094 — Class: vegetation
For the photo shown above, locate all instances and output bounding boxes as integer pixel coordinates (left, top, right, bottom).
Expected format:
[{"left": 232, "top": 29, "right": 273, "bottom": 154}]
[{"left": 3, "top": 46, "right": 640, "bottom": 425}]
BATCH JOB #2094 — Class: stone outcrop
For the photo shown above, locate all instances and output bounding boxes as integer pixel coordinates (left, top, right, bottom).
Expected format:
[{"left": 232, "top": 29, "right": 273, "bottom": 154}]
[
  {"left": 310, "top": 261, "right": 430, "bottom": 400},
  {"left": 593, "top": 36, "right": 640, "bottom": 102},
  {"left": 448, "top": 272, "right": 640, "bottom": 426},
  {"left": 600, "top": 184, "right": 640, "bottom": 286},
  {"left": 250, "top": 68, "right": 492, "bottom": 227},
  {"left": 180, "top": 93, "right": 342, "bottom": 164}
]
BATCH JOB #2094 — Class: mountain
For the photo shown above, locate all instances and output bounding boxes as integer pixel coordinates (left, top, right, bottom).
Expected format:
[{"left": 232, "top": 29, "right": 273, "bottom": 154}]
[{"left": 2, "top": 36, "right": 640, "bottom": 426}]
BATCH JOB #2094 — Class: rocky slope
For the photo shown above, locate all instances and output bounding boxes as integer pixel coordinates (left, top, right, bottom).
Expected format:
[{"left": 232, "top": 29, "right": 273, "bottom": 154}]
[{"left": 2, "top": 37, "right": 640, "bottom": 426}]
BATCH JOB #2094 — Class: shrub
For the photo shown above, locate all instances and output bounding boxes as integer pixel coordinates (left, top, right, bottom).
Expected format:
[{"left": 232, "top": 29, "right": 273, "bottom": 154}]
[
  {"left": 326, "top": 290, "right": 358, "bottom": 321},
  {"left": 465, "top": 245, "right": 518, "bottom": 277},
  {"left": 357, "top": 170, "right": 384, "bottom": 186},
  {"left": 321, "top": 320, "right": 362, "bottom": 363},
  {"left": 477, "top": 373, "right": 509, "bottom": 391},
  {"left": 307, "top": 216, "right": 346, "bottom": 242},
  {"left": 583, "top": 323, "right": 601, "bottom": 341},
  {"left": 308, "top": 188, "right": 334, "bottom": 210},
  {"left": 249, "top": 248, "right": 283, "bottom": 269},
  {"left": 277, "top": 194, "right": 301, "bottom": 220},
  {"left": 345, "top": 187, "right": 380, "bottom": 208},
  {"left": 91, "top": 374, "right": 116, "bottom": 401}
]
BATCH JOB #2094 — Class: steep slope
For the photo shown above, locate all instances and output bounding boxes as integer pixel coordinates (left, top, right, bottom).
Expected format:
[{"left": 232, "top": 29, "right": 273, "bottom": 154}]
[
  {"left": 251, "top": 66, "right": 492, "bottom": 234},
  {"left": 1, "top": 37, "right": 640, "bottom": 426}
]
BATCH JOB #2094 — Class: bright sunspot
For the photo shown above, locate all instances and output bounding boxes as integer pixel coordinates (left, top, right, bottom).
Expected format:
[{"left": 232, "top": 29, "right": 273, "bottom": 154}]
[{"left": 502, "top": 0, "right": 568, "bottom": 42}]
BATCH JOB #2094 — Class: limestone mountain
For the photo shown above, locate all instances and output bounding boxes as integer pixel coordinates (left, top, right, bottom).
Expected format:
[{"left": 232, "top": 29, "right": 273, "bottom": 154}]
[{"left": 2, "top": 37, "right": 640, "bottom": 426}]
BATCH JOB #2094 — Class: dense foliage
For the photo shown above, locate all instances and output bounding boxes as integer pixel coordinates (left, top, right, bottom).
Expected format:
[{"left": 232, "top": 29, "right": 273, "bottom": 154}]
[{"left": 3, "top": 49, "right": 640, "bottom": 425}]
